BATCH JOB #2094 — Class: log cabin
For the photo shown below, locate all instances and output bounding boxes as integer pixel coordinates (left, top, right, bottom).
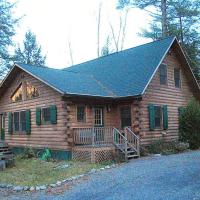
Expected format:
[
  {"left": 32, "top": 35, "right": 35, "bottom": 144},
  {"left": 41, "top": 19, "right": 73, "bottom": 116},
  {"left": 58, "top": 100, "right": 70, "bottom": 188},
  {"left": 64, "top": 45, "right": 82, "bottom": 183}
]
[{"left": 0, "top": 36, "right": 199, "bottom": 162}]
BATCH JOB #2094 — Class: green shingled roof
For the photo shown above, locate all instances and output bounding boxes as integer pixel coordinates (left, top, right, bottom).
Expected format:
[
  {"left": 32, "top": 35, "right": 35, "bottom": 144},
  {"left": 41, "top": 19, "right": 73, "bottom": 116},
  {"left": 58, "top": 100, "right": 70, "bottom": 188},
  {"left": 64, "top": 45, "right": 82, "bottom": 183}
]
[{"left": 14, "top": 37, "right": 176, "bottom": 98}]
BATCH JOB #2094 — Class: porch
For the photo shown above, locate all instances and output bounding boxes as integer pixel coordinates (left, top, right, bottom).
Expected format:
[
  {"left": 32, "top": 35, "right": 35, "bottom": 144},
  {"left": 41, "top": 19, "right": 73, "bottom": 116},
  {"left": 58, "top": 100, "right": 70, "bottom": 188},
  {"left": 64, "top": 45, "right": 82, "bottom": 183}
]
[{"left": 72, "top": 127, "right": 140, "bottom": 163}]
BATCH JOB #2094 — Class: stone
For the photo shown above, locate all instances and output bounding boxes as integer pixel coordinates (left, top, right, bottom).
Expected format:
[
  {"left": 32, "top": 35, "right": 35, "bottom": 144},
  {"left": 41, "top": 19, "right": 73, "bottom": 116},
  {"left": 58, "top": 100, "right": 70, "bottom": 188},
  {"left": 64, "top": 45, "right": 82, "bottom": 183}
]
[
  {"left": 105, "top": 165, "right": 111, "bottom": 169},
  {"left": 29, "top": 186, "right": 35, "bottom": 191},
  {"left": 13, "top": 186, "right": 24, "bottom": 191},
  {"left": 50, "top": 184, "right": 56, "bottom": 187},
  {"left": 36, "top": 186, "right": 40, "bottom": 191},
  {"left": 55, "top": 164, "right": 70, "bottom": 170},
  {"left": 39, "top": 185, "right": 46, "bottom": 190},
  {"left": 153, "top": 154, "right": 162, "bottom": 157},
  {"left": 56, "top": 181, "right": 62, "bottom": 186},
  {"left": 23, "top": 186, "right": 29, "bottom": 191},
  {"left": 90, "top": 169, "right": 96, "bottom": 173}
]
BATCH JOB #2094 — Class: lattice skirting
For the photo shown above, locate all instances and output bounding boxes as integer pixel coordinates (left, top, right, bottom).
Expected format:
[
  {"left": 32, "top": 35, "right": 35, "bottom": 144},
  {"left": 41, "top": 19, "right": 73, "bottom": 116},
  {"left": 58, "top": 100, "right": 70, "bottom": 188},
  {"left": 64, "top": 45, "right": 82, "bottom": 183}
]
[{"left": 72, "top": 146, "right": 115, "bottom": 163}]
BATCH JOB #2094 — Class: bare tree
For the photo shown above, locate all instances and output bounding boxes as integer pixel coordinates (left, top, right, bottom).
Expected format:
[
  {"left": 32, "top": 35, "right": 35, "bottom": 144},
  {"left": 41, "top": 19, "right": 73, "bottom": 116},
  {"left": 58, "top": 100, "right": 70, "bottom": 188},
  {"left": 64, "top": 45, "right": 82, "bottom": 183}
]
[
  {"left": 97, "top": 2, "right": 102, "bottom": 57},
  {"left": 68, "top": 40, "right": 74, "bottom": 66},
  {"left": 109, "top": 9, "right": 129, "bottom": 52}
]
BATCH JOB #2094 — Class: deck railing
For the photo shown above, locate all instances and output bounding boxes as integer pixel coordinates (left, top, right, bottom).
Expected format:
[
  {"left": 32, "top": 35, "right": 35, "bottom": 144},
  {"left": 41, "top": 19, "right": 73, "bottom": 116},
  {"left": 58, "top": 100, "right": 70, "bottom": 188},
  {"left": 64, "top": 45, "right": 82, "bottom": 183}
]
[{"left": 73, "top": 127, "right": 113, "bottom": 146}]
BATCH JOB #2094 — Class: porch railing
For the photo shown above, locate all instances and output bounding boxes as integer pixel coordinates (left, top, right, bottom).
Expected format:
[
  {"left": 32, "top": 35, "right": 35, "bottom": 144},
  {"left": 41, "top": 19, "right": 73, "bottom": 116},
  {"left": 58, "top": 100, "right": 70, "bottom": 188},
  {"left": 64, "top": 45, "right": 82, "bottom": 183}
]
[{"left": 73, "top": 127, "right": 113, "bottom": 146}]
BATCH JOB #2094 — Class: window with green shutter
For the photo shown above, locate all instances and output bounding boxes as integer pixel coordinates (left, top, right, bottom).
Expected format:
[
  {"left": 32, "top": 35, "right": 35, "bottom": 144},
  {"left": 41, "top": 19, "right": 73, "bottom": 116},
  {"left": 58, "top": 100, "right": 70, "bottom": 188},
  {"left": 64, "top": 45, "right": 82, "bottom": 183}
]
[
  {"left": 163, "top": 105, "right": 168, "bottom": 130},
  {"left": 148, "top": 104, "right": 155, "bottom": 131},
  {"left": 8, "top": 112, "right": 13, "bottom": 134},
  {"left": 26, "top": 110, "right": 31, "bottom": 134},
  {"left": 36, "top": 107, "right": 41, "bottom": 125},
  {"left": 50, "top": 105, "right": 57, "bottom": 124}
]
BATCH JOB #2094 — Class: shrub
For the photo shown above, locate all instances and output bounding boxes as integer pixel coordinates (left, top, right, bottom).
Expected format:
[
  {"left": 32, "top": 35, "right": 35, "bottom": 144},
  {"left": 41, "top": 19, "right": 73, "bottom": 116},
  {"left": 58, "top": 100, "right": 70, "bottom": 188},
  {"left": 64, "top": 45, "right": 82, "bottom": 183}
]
[
  {"left": 145, "top": 139, "right": 189, "bottom": 155},
  {"left": 179, "top": 98, "right": 200, "bottom": 149},
  {"left": 21, "top": 147, "right": 36, "bottom": 159}
]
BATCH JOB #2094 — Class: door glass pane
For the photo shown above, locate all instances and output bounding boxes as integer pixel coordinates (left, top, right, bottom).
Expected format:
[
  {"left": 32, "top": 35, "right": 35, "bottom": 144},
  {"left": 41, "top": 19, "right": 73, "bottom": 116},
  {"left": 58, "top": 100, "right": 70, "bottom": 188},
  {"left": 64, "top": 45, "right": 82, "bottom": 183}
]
[
  {"left": 120, "top": 106, "right": 131, "bottom": 128},
  {"left": 94, "top": 108, "right": 103, "bottom": 126}
]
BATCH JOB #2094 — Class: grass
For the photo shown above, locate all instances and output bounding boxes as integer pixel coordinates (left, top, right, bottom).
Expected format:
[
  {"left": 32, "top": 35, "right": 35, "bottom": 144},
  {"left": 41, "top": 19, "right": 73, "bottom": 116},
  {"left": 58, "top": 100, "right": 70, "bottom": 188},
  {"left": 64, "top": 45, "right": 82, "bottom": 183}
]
[{"left": 0, "top": 157, "right": 112, "bottom": 187}]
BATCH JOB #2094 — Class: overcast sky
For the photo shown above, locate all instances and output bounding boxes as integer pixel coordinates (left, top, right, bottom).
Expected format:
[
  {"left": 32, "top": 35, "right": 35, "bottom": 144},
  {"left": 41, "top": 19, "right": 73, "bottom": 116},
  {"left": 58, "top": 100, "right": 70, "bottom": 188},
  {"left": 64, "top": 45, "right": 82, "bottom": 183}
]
[{"left": 12, "top": 0, "right": 152, "bottom": 68}]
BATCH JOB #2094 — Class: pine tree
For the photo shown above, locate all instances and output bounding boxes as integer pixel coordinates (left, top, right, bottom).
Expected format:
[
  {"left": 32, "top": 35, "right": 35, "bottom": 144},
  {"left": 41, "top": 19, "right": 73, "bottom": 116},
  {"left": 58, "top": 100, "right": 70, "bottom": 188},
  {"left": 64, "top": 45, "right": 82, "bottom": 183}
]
[
  {"left": 14, "top": 31, "right": 46, "bottom": 66},
  {"left": 117, "top": 0, "right": 200, "bottom": 81},
  {"left": 0, "top": 0, "right": 18, "bottom": 76}
]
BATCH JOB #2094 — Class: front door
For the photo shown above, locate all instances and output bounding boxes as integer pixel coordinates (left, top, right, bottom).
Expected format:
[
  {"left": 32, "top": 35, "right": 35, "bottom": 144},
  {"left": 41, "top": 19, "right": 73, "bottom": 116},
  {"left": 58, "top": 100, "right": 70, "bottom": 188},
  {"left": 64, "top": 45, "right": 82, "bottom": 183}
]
[
  {"left": 94, "top": 107, "right": 104, "bottom": 142},
  {"left": 0, "top": 114, "right": 5, "bottom": 141},
  {"left": 120, "top": 106, "right": 132, "bottom": 129}
]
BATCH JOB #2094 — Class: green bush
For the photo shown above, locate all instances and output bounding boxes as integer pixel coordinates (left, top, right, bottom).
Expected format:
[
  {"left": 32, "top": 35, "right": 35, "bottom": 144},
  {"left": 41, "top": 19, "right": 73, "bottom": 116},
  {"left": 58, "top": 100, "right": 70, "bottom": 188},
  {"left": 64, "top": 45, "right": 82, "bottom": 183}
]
[
  {"left": 179, "top": 98, "right": 200, "bottom": 149},
  {"left": 20, "top": 147, "right": 36, "bottom": 159},
  {"left": 145, "top": 139, "right": 189, "bottom": 155}
]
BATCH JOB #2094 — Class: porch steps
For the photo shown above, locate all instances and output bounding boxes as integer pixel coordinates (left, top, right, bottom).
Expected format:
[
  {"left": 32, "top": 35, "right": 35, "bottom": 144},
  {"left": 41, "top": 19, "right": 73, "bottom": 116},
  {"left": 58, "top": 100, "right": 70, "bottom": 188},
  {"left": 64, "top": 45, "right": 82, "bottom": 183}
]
[
  {"left": 113, "top": 127, "right": 140, "bottom": 161},
  {"left": 0, "top": 142, "right": 14, "bottom": 168}
]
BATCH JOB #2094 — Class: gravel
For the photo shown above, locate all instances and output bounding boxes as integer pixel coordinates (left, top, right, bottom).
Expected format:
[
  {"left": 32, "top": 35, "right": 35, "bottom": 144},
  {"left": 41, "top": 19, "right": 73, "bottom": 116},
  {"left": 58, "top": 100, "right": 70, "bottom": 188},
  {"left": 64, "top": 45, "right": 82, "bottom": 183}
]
[{"left": 1, "top": 150, "right": 200, "bottom": 200}]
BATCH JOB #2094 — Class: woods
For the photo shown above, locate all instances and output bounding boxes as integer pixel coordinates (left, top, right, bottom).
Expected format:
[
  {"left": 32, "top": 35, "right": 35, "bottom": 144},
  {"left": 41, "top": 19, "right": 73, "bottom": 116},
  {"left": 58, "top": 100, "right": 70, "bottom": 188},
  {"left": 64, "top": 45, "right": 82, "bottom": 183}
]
[{"left": 117, "top": 0, "right": 200, "bottom": 81}]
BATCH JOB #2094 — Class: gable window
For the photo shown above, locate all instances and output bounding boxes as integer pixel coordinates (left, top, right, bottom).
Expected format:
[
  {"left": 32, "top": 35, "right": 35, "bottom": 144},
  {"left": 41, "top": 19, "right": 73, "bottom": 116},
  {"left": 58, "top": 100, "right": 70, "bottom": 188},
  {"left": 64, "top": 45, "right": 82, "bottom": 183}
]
[
  {"left": 154, "top": 106, "right": 163, "bottom": 128},
  {"left": 11, "top": 84, "right": 23, "bottom": 103},
  {"left": 77, "top": 106, "right": 86, "bottom": 122},
  {"left": 42, "top": 107, "right": 51, "bottom": 122},
  {"left": 159, "top": 64, "right": 167, "bottom": 85},
  {"left": 13, "top": 111, "right": 26, "bottom": 133},
  {"left": 174, "top": 68, "right": 181, "bottom": 88},
  {"left": 26, "top": 82, "right": 39, "bottom": 99}
]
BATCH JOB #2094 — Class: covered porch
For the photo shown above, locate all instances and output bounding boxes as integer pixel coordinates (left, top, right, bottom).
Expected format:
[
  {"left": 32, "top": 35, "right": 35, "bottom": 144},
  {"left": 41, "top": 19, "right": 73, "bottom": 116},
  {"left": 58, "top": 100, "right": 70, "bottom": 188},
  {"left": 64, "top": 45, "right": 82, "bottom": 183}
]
[{"left": 72, "top": 126, "right": 140, "bottom": 163}]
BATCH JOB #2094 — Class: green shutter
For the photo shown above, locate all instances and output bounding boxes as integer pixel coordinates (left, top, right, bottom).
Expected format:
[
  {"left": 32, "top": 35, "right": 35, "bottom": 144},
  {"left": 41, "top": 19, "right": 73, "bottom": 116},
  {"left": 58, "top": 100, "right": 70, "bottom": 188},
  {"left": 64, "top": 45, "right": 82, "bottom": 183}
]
[
  {"left": 36, "top": 107, "right": 41, "bottom": 125},
  {"left": 26, "top": 110, "right": 31, "bottom": 134},
  {"left": 163, "top": 105, "right": 168, "bottom": 130},
  {"left": 8, "top": 112, "right": 13, "bottom": 134},
  {"left": 148, "top": 104, "right": 155, "bottom": 131},
  {"left": 50, "top": 105, "right": 57, "bottom": 124}
]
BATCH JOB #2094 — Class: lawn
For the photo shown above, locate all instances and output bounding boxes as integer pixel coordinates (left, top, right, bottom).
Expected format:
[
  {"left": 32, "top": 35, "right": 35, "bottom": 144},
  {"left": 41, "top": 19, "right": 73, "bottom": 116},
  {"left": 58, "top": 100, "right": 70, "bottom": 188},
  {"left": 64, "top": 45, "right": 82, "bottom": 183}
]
[{"left": 0, "top": 157, "right": 110, "bottom": 187}]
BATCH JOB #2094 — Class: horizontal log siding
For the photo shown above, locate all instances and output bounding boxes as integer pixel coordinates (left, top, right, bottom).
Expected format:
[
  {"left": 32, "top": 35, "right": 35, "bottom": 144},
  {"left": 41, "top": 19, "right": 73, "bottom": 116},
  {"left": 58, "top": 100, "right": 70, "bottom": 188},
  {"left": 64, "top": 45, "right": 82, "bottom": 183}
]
[
  {"left": 140, "top": 49, "right": 194, "bottom": 145},
  {"left": 0, "top": 70, "right": 69, "bottom": 150}
]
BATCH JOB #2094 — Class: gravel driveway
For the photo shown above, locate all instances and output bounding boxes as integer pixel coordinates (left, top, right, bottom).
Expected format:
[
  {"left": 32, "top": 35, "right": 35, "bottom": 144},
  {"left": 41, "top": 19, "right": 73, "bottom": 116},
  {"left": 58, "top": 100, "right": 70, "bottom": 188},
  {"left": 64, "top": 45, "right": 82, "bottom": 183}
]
[{"left": 1, "top": 150, "right": 200, "bottom": 200}]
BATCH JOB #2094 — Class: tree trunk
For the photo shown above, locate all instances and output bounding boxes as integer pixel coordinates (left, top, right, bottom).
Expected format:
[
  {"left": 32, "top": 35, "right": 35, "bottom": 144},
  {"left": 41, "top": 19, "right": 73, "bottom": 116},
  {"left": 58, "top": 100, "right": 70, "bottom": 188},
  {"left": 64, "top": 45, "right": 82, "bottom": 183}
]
[
  {"left": 179, "top": 16, "right": 184, "bottom": 43},
  {"left": 161, "top": 0, "right": 167, "bottom": 38}
]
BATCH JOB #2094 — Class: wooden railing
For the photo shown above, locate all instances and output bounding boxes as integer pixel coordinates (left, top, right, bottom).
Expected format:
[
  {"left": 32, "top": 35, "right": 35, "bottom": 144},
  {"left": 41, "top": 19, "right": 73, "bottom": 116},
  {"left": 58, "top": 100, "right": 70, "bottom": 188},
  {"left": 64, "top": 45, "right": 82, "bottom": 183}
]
[
  {"left": 73, "top": 127, "right": 113, "bottom": 146},
  {"left": 125, "top": 127, "right": 140, "bottom": 157}
]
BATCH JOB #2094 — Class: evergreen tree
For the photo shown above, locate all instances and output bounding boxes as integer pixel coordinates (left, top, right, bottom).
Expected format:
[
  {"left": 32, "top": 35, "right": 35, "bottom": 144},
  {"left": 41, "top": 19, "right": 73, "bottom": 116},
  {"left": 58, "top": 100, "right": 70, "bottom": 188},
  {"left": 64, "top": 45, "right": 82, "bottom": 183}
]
[
  {"left": 14, "top": 31, "right": 46, "bottom": 66},
  {"left": 0, "top": 0, "right": 18, "bottom": 76},
  {"left": 117, "top": 0, "right": 200, "bottom": 81}
]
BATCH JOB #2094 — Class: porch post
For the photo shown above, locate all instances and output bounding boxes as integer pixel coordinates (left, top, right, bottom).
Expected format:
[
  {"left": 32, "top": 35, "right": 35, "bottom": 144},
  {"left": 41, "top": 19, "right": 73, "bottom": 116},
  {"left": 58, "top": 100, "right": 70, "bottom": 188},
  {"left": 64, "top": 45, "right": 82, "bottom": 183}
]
[{"left": 92, "top": 127, "right": 95, "bottom": 147}]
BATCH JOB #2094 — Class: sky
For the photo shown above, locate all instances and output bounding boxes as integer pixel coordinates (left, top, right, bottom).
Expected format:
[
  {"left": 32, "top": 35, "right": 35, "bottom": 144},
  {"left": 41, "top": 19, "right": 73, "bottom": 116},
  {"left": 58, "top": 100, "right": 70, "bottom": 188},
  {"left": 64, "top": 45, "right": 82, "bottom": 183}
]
[{"left": 12, "top": 0, "right": 152, "bottom": 68}]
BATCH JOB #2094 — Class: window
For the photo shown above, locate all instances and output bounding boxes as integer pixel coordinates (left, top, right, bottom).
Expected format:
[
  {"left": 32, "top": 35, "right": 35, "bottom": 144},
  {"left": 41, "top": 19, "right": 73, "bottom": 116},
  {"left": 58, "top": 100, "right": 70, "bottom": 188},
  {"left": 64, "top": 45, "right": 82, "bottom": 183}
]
[
  {"left": 26, "top": 82, "right": 39, "bottom": 99},
  {"left": 11, "top": 84, "right": 23, "bottom": 103},
  {"left": 42, "top": 107, "right": 51, "bottom": 122},
  {"left": 94, "top": 108, "right": 103, "bottom": 126},
  {"left": 77, "top": 106, "right": 86, "bottom": 122},
  {"left": 174, "top": 68, "right": 181, "bottom": 88},
  {"left": 13, "top": 111, "right": 26, "bottom": 133},
  {"left": 120, "top": 106, "right": 131, "bottom": 128},
  {"left": 159, "top": 64, "right": 167, "bottom": 85},
  {"left": 154, "top": 106, "right": 163, "bottom": 128}
]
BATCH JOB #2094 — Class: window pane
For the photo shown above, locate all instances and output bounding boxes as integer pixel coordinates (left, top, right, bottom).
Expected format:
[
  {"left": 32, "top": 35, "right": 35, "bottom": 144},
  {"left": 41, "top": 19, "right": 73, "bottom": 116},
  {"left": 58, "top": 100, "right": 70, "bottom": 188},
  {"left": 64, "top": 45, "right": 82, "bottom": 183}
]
[
  {"left": 42, "top": 107, "right": 51, "bottom": 122},
  {"left": 120, "top": 106, "right": 131, "bottom": 128},
  {"left": 154, "top": 106, "right": 162, "bottom": 128},
  {"left": 26, "top": 82, "right": 39, "bottom": 99},
  {"left": 20, "top": 111, "right": 26, "bottom": 132},
  {"left": 160, "top": 64, "right": 167, "bottom": 85},
  {"left": 174, "top": 68, "right": 181, "bottom": 88},
  {"left": 77, "top": 106, "right": 85, "bottom": 122},
  {"left": 13, "top": 112, "right": 20, "bottom": 132},
  {"left": 11, "top": 84, "right": 23, "bottom": 103}
]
